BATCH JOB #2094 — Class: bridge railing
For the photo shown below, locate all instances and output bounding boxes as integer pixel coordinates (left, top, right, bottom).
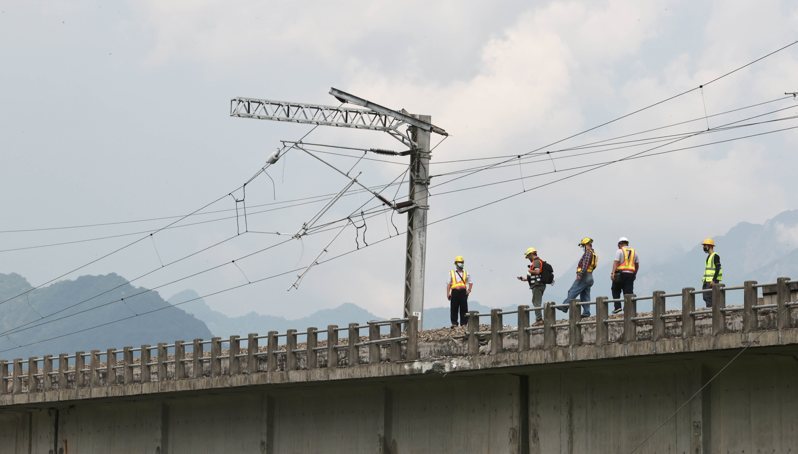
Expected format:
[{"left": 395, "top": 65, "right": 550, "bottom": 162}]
[{"left": 1, "top": 278, "right": 797, "bottom": 396}]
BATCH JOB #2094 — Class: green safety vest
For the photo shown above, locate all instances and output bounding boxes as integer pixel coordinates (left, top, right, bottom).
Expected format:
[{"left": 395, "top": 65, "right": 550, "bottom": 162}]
[{"left": 703, "top": 252, "right": 722, "bottom": 283}]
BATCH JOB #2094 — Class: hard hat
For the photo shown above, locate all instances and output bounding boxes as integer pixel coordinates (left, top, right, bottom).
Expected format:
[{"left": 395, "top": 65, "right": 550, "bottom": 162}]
[
  {"left": 702, "top": 238, "right": 715, "bottom": 246},
  {"left": 618, "top": 237, "right": 629, "bottom": 244},
  {"left": 454, "top": 255, "right": 465, "bottom": 263},
  {"left": 578, "top": 237, "right": 593, "bottom": 246},
  {"left": 524, "top": 247, "right": 537, "bottom": 257}
]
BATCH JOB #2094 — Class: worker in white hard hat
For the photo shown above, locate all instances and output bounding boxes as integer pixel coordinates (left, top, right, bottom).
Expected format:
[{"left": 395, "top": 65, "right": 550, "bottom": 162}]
[
  {"left": 610, "top": 237, "right": 639, "bottom": 314},
  {"left": 560, "top": 237, "right": 597, "bottom": 318},
  {"left": 517, "top": 247, "right": 548, "bottom": 324},
  {"left": 446, "top": 255, "right": 473, "bottom": 327},
  {"left": 701, "top": 238, "right": 722, "bottom": 307}
]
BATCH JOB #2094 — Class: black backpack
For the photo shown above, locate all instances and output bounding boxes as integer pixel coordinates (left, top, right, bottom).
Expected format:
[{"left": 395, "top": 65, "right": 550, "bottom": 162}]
[{"left": 540, "top": 260, "right": 555, "bottom": 284}]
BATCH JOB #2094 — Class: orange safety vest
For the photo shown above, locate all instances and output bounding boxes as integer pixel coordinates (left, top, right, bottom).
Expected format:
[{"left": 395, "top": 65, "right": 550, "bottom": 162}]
[
  {"left": 450, "top": 269, "right": 468, "bottom": 289},
  {"left": 617, "top": 247, "right": 637, "bottom": 273}
]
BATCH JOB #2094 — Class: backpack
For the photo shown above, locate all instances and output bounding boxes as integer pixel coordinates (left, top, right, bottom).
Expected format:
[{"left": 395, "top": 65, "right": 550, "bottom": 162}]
[{"left": 540, "top": 260, "right": 555, "bottom": 284}]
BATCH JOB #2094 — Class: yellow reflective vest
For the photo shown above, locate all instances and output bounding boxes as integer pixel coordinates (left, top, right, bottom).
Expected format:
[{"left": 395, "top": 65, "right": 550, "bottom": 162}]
[
  {"left": 450, "top": 269, "right": 468, "bottom": 289},
  {"left": 703, "top": 252, "right": 722, "bottom": 283}
]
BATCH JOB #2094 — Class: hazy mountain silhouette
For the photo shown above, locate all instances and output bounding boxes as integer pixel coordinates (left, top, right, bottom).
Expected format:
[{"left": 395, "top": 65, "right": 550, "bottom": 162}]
[{"left": 0, "top": 273, "right": 211, "bottom": 360}]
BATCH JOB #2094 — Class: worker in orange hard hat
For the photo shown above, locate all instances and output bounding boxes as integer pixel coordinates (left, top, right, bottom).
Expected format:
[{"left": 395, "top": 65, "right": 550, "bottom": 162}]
[
  {"left": 701, "top": 238, "right": 722, "bottom": 307},
  {"left": 447, "top": 255, "right": 473, "bottom": 327}
]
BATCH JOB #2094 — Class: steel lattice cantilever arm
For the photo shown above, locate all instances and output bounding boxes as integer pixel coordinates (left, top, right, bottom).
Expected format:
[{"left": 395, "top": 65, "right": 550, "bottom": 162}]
[{"left": 230, "top": 97, "right": 415, "bottom": 146}]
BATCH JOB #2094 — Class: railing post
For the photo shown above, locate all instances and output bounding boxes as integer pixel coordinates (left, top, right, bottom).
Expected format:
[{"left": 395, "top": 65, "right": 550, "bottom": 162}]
[
  {"left": 777, "top": 277, "right": 791, "bottom": 330},
  {"left": 43, "top": 355, "right": 53, "bottom": 390},
  {"left": 407, "top": 316, "right": 419, "bottom": 360},
  {"left": 89, "top": 350, "right": 100, "bottom": 387},
  {"left": 58, "top": 354, "right": 68, "bottom": 388},
  {"left": 267, "top": 331, "right": 278, "bottom": 372},
  {"left": 467, "top": 311, "right": 479, "bottom": 355},
  {"left": 174, "top": 341, "right": 185, "bottom": 380},
  {"left": 681, "top": 288, "right": 695, "bottom": 338},
  {"left": 307, "top": 328, "right": 318, "bottom": 369},
  {"left": 595, "top": 297, "right": 608, "bottom": 346},
  {"left": 368, "top": 322, "right": 380, "bottom": 364},
  {"left": 210, "top": 337, "right": 222, "bottom": 377},
  {"left": 157, "top": 344, "right": 168, "bottom": 382},
  {"left": 652, "top": 291, "right": 666, "bottom": 341},
  {"left": 389, "top": 320, "right": 402, "bottom": 361},
  {"left": 0, "top": 361, "right": 8, "bottom": 394},
  {"left": 712, "top": 284, "right": 726, "bottom": 335},
  {"left": 623, "top": 294, "right": 637, "bottom": 342},
  {"left": 517, "top": 305, "right": 530, "bottom": 351},
  {"left": 743, "top": 281, "right": 757, "bottom": 333},
  {"left": 490, "top": 309, "right": 503, "bottom": 354},
  {"left": 543, "top": 303, "right": 556, "bottom": 349},
  {"left": 106, "top": 349, "right": 116, "bottom": 385},
  {"left": 286, "top": 330, "right": 297, "bottom": 371},
  {"left": 12, "top": 359, "right": 22, "bottom": 393},
  {"left": 28, "top": 357, "right": 39, "bottom": 393},
  {"left": 140, "top": 345, "right": 151, "bottom": 383},
  {"left": 74, "top": 352, "right": 85, "bottom": 387},
  {"left": 122, "top": 347, "right": 134, "bottom": 384},
  {"left": 229, "top": 335, "right": 241, "bottom": 375},
  {"left": 347, "top": 324, "right": 359, "bottom": 367},
  {"left": 246, "top": 333, "right": 258, "bottom": 374},
  {"left": 191, "top": 339, "right": 203, "bottom": 379},
  {"left": 327, "top": 325, "right": 339, "bottom": 368},
  {"left": 568, "top": 300, "right": 581, "bottom": 346}
]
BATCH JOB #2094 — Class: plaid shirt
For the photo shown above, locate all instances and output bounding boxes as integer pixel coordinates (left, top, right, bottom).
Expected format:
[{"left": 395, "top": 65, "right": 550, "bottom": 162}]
[{"left": 577, "top": 249, "right": 594, "bottom": 275}]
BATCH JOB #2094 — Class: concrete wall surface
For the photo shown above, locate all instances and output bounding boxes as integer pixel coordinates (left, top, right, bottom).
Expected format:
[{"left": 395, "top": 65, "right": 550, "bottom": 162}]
[{"left": 0, "top": 346, "right": 796, "bottom": 453}]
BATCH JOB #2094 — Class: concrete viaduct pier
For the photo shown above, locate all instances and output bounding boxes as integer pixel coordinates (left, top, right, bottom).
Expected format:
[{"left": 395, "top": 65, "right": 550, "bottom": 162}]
[{"left": 1, "top": 278, "right": 797, "bottom": 453}]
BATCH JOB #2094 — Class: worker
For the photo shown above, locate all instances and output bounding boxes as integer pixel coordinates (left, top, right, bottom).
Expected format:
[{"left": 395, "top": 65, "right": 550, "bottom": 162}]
[
  {"left": 517, "top": 247, "right": 546, "bottom": 324},
  {"left": 446, "top": 255, "right": 473, "bottom": 327},
  {"left": 701, "top": 238, "right": 722, "bottom": 307},
  {"left": 560, "top": 237, "right": 597, "bottom": 318},
  {"left": 610, "top": 237, "right": 639, "bottom": 314}
]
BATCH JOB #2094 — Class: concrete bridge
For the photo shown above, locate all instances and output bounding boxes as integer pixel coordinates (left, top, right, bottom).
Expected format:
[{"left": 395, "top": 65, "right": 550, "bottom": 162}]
[{"left": 1, "top": 278, "right": 797, "bottom": 453}]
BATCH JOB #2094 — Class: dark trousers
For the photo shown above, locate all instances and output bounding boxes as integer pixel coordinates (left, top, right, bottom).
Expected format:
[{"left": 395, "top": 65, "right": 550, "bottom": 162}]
[
  {"left": 702, "top": 282, "right": 713, "bottom": 307},
  {"left": 611, "top": 272, "right": 636, "bottom": 310},
  {"left": 450, "top": 289, "right": 469, "bottom": 326}
]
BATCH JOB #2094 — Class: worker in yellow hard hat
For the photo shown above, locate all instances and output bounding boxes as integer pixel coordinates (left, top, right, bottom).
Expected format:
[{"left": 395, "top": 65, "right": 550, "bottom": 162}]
[
  {"left": 446, "top": 255, "right": 473, "bottom": 327},
  {"left": 560, "top": 237, "right": 597, "bottom": 317},
  {"left": 701, "top": 238, "right": 722, "bottom": 307},
  {"left": 517, "top": 247, "right": 551, "bottom": 324}
]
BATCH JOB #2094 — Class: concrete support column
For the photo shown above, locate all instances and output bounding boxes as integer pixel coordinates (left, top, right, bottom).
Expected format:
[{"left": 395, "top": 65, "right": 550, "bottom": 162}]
[
  {"left": 246, "top": 333, "right": 258, "bottom": 374},
  {"left": 568, "top": 300, "right": 581, "bottom": 347},
  {"left": 43, "top": 355, "right": 53, "bottom": 390},
  {"left": 27, "top": 357, "right": 38, "bottom": 392},
  {"left": 711, "top": 284, "right": 726, "bottom": 335},
  {"left": 0, "top": 360, "right": 8, "bottom": 394},
  {"left": 74, "top": 352, "right": 85, "bottom": 387},
  {"left": 407, "top": 316, "right": 419, "bottom": 360},
  {"left": 623, "top": 295, "right": 637, "bottom": 343},
  {"left": 743, "top": 281, "right": 757, "bottom": 333},
  {"left": 517, "top": 305, "right": 530, "bottom": 351},
  {"left": 596, "top": 297, "right": 608, "bottom": 346},
  {"left": 89, "top": 350, "right": 100, "bottom": 387},
  {"left": 682, "top": 288, "right": 696, "bottom": 338},
  {"left": 347, "top": 324, "right": 359, "bottom": 367},
  {"left": 777, "top": 277, "right": 791, "bottom": 330},
  {"left": 368, "top": 322, "right": 380, "bottom": 364},
  {"left": 389, "top": 320, "right": 402, "bottom": 361},
  {"left": 12, "top": 359, "right": 22, "bottom": 393},
  {"left": 210, "top": 337, "right": 222, "bottom": 377},
  {"left": 106, "top": 349, "right": 116, "bottom": 385},
  {"left": 229, "top": 335, "right": 241, "bottom": 375},
  {"left": 467, "top": 311, "right": 479, "bottom": 355},
  {"left": 174, "top": 341, "right": 185, "bottom": 380},
  {"left": 286, "top": 329, "right": 297, "bottom": 371},
  {"left": 491, "top": 309, "right": 503, "bottom": 354},
  {"left": 307, "top": 328, "right": 318, "bottom": 369},
  {"left": 58, "top": 354, "right": 68, "bottom": 388},
  {"left": 191, "top": 339, "right": 204, "bottom": 379},
  {"left": 327, "top": 325, "right": 339, "bottom": 368},
  {"left": 543, "top": 303, "right": 556, "bottom": 349},
  {"left": 157, "top": 344, "right": 168, "bottom": 382},
  {"left": 140, "top": 345, "right": 151, "bottom": 383},
  {"left": 267, "top": 331, "right": 278, "bottom": 372},
  {"left": 652, "top": 291, "right": 666, "bottom": 341}
]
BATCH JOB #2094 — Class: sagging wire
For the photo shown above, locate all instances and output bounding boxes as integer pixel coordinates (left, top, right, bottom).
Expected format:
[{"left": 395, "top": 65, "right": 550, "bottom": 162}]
[
  {"left": 229, "top": 189, "right": 248, "bottom": 235},
  {"left": 232, "top": 260, "right": 251, "bottom": 284},
  {"left": 25, "top": 293, "right": 44, "bottom": 319},
  {"left": 700, "top": 85, "right": 711, "bottom": 130},
  {"left": 516, "top": 155, "right": 526, "bottom": 192},
  {"left": 388, "top": 168, "right": 409, "bottom": 236},
  {"left": 352, "top": 211, "right": 368, "bottom": 249},
  {"left": 294, "top": 176, "right": 359, "bottom": 239},
  {"left": 149, "top": 233, "right": 165, "bottom": 268},
  {"left": 289, "top": 218, "right": 354, "bottom": 291}
]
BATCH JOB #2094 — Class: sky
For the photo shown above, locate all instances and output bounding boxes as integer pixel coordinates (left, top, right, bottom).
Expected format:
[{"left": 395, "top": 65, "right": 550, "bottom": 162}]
[{"left": 1, "top": 0, "right": 797, "bottom": 322}]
